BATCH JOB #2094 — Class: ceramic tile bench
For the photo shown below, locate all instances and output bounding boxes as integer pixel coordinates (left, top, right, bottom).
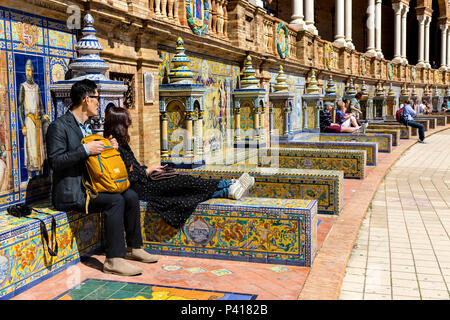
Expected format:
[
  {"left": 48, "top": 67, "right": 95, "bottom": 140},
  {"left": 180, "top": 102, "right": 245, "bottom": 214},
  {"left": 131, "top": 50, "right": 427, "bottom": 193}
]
[
  {"left": 416, "top": 116, "right": 443, "bottom": 127},
  {"left": 140, "top": 197, "right": 318, "bottom": 267},
  {"left": 0, "top": 203, "right": 103, "bottom": 299},
  {"left": 183, "top": 166, "right": 343, "bottom": 215},
  {"left": 368, "top": 123, "right": 412, "bottom": 139},
  {"left": 317, "top": 133, "right": 392, "bottom": 153},
  {"left": 257, "top": 148, "right": 367, "bottom": 179},
  {"left": 278, "top": 141, "right": 378, "bottom": 166},
  {"left": 366, "top": 128, "right": 400, "bottom": 146},
  {"left": 383, "top": 120, "right": 429, "bottom": 132}
]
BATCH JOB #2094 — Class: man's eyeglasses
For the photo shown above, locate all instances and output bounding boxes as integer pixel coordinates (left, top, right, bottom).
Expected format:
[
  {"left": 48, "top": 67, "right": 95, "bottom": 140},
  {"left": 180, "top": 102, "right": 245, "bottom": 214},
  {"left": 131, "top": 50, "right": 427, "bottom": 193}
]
[{"left": 88, "top": 95, "right": 100, "bottom": 101}]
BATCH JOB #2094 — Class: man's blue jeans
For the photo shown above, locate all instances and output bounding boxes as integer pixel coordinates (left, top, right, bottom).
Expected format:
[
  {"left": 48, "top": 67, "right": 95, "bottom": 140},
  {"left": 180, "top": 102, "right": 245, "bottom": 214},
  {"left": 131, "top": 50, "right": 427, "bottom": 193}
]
[
  {"left": 406, "top": 120, "right": 425, "bottom": 141},
  {"left": 211, "top": 179, "right": 232, "bottom": 199}
]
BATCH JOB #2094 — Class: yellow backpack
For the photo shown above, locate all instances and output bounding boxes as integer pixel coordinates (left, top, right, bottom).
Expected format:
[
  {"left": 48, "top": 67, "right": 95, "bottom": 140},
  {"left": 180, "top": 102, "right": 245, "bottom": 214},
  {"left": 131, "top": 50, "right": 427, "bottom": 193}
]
[{"left": 81, "top": 134, "right": 130, "bottom": 213}]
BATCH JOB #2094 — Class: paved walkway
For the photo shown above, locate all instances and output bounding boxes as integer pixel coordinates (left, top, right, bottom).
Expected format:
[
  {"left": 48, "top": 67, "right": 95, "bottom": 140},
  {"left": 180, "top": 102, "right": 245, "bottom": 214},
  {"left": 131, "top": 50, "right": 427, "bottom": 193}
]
[{"left": 340, "top": 129, "right": 450, "bottom": 300}]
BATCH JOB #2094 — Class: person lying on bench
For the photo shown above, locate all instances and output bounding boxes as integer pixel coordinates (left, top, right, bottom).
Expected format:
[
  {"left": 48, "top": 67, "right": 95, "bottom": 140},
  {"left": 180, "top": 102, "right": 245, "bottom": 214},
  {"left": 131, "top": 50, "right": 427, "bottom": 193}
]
[
  {"left": 335, "top": 101, "right": 367, "bottom": 134},
  {"left": 103, "top": 104, "right": 255, "bottom": 230}
]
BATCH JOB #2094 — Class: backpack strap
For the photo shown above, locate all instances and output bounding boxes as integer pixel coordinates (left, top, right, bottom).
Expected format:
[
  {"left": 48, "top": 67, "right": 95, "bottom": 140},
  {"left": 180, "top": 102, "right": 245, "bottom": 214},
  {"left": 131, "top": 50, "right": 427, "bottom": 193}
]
[{"left": 82, "top": 176, "right": 98, "bottom": 214}]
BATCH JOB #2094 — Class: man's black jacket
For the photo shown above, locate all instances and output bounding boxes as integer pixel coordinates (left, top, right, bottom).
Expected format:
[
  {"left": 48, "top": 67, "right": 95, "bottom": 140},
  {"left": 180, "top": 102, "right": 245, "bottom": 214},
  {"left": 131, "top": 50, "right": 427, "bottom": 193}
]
[{"left": 46, "top": 112, "right": 89, "bottom": 212}]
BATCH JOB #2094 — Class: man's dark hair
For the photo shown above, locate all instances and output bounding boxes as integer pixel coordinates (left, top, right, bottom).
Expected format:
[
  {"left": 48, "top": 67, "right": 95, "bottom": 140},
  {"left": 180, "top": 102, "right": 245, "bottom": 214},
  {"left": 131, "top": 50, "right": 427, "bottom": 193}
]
[
  {"left": 70, "top": 79, "right": 97, "bottom": 109},
  {"left": 355, "top": 92, "right": 363, "bottom": 99}
]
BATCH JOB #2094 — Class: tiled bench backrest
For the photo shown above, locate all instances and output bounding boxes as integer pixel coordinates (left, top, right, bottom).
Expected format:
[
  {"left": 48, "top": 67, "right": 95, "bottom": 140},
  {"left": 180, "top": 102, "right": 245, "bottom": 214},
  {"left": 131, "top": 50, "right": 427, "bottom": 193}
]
[
  {"left": 258, "top": 148, "right": 366, "bottom": 179},
  {"left": 0, "top": 204, "right": 103, "bottom": 299},
  {"left": 366, "top": 129, "right": 400, "bottom": 146},
  {"left": 279, "top": 141, "right": 378, "bottom": 166},
  {"left": 318, "top": 133, "right": 392, "bottom": 153},
  {"left": 368, "top": 124, "right": 411, "bottom": 139},
  {"left": 141, "top": 197, "right": 318, "bottom": 267},
  {"left": 183, "top": 166, "right": 343, "bottom": 215}
]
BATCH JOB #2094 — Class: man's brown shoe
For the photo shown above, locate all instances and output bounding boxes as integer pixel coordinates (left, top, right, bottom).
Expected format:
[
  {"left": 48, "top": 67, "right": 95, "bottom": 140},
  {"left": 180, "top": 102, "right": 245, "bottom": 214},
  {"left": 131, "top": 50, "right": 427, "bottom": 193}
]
[
  {"left": 103, "top": 257, "right": 143, "bottom": 276},
  {"left": 125, "top": 248, "right": 159, "bottom": 263}
]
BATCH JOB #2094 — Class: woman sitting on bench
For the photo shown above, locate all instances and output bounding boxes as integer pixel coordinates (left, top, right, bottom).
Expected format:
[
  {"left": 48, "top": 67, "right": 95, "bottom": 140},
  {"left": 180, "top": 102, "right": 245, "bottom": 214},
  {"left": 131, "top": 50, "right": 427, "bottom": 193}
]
[{"left": 103, "top": 104, "right": 255, "bottom": 229}]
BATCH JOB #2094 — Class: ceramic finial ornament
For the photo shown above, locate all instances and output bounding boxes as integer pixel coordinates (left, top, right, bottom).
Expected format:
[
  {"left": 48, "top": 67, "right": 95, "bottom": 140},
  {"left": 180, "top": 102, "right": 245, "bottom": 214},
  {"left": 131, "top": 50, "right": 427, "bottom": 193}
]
[
  {"left": 376, "top": 82, "right": 385, "bottom": 96},
  {"left": 306, "top": 70, "right": 320, "bottom": 94},
  {"left": 345, "top": 78, "right": 357, "bottom": 96},
  {"left": 273, "top": 65, "right": 289, "bottom": 92},
  {"left": 388, "top": 83, "right": 395, "bottom": 96},
  {"left": 360, "top": 81, "right": 368, "bottom": 96},
  {"left": 240, "top": 55, "right": 259, "bottom": 89},
  {"left": 169, "top": 37, "right": 194, "bottom": 84},
  {"left": 69, "top": 13, "right": 109, "bottom": 80},
  {"left": 401, "top": 83, "right": 408, "bottom": 96},
  {"left": 325, "top": 75, "right": 337, "bottom": 96}
]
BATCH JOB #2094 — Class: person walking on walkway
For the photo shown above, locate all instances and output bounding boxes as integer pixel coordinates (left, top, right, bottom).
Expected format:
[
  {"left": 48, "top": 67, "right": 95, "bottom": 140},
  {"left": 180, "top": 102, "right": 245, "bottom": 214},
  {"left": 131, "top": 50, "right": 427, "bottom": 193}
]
[{"left": 402, "top": 100, "right": 426, "bottom": 143}]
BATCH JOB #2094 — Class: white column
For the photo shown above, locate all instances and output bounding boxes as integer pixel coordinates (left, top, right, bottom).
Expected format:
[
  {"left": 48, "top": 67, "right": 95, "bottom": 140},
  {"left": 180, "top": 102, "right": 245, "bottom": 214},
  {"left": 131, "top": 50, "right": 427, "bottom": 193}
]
[
  {"left": 304, "top": 0, "right": 318, "bottom": 35},
  {"left": 401, "top": 5, "right": 409, "bottom": 65},
  {"left": 345, "top": 0, "right": 354, "bottom": 49},
  {"left": 290, "top": 0, "right": 305, "bottom": 30},
  {"left": 375, "top": 0, "right": 383, "bottom": 58},
  {"left": 366, "top": 0, "right": 376, "bottom": 56},
  {"left": 334, "top": 0, "right": 346, "bottom": 47},
  {"left": 440, "top": 24, "right": 448, "bottom": 70},
  {"left": 424, "top": 16, "right": 431, "bottom": 68},
  {"left": 417, "top": 15, "right": 426, "bottom": 67},
  {"left": 392, "top": 2, "right": 403, "bottom": 63}
]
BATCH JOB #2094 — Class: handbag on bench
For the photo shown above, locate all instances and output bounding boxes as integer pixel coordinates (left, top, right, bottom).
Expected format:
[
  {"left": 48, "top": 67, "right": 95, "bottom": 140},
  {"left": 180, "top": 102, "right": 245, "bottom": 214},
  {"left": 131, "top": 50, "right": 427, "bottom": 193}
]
[{"left": 6, "top": 204, "right": 58, "bottom": 257}]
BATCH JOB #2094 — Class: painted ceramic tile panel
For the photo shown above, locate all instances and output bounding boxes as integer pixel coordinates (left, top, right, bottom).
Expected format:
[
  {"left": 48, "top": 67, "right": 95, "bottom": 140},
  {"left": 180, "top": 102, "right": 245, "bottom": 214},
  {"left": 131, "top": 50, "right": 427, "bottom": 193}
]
[
  {"left": 141, "top": 197, "right": 316, "bottom": 266},
  {"left": 158, "top": 48, "right": 240, "bottom": 153},
  {"left": 55, "top": 279, "right": 257, "bottom": 300},
  {"left": 269, "top": 70, "right": 304, "bottom": 131},
  {"left": 0, "top": 207, "right": 103, "bottom": 298},
  {"left": 0, "top": 6, "right": 75, "bottom": 210}
]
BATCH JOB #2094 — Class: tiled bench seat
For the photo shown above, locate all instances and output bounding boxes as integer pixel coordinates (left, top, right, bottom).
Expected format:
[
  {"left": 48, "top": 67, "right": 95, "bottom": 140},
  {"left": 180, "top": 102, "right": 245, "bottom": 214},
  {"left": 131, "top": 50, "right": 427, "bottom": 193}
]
[
  {"left": 366, "top": 129, "right": 400, "bottom": 146},
  {"left": 416, "top": 116, "right": 443, "bottom": 127},
  {"left": 279, "top": 141, "right": 378, "bottom": 166},
  {"left": 257, "top": 148, "right": 367, "bottom": 179},
  {"left": 383, "top": 120, "right": 429, "bottom": 132},
  {"left": 0, "top": 203, "right": 103, "bottom": 299},
  {"left": 141, "top": 197, "right": 318, "bottom": 267},
  {"left": 368, "top": 123, "right": 412, "bottom": 139},
  {"left": 183, "top": 166, "right": 343, "bottom": 215},
  {"left": 317, "top": 133, "right": 392, "bottom": 153}
]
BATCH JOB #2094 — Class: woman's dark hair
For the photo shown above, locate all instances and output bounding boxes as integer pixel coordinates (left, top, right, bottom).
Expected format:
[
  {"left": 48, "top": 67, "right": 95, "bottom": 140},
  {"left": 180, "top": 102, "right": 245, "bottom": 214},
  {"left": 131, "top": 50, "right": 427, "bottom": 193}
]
[
  {"left": 104, "top": 104, "right": 131, "bottom": 147},
  {"left": 70, "top": 79, "right": 97, "bottom": 108}
]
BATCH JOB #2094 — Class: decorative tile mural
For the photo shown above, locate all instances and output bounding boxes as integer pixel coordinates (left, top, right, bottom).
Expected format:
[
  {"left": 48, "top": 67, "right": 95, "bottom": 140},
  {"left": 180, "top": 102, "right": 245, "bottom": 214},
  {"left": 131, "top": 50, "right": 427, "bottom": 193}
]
[
  {"left": 0, "top": 7, "right": 75, "bottom": 210},
  {"left": 158, "top": 47, "right": 240, "bottom": 154},
  {"left": 141, "top": 197, "right": 318, "bottom": 267},
  {"left": 269, "top": 70, "right": 304, "bottom": 132},
  {"left": 55, "top": 279, "right": 257, "bottom": 300}
]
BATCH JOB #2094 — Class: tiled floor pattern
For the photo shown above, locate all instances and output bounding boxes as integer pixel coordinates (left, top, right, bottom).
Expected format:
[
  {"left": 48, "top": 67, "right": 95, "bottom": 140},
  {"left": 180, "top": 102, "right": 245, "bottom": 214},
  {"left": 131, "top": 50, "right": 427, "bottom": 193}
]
[
  {"left": 55, "top": 278, "right": 257, "bottom": 300},
  {"left": 340, "top": 129, "right": 450, "bottom": 300}
]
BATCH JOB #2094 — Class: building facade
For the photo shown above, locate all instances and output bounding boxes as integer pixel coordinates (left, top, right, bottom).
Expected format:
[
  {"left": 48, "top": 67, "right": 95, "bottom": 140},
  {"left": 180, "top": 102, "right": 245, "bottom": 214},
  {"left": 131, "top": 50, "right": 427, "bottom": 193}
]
[{"left": 0, "top": 0, "right": 449, "bottom": 208}]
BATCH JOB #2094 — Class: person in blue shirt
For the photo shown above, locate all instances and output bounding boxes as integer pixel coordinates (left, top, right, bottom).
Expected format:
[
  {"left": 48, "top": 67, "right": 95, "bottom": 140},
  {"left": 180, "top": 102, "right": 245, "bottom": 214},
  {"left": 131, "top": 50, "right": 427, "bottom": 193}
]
[{"left": 402, "top": 100, "right": 426, "bottom": 143}]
